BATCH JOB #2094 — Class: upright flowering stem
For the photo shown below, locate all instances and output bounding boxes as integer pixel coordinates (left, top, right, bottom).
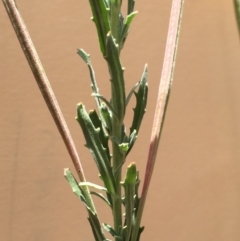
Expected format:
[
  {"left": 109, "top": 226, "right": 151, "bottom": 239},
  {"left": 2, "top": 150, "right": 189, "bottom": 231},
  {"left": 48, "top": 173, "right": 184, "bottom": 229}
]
[{"left": 131, "top": 1, "right": 184, "bottom": 240}]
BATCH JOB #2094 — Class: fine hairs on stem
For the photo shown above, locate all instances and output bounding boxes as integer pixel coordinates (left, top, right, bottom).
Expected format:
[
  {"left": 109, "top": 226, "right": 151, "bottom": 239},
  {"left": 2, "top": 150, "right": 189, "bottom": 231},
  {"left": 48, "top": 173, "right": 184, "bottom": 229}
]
[{"left": 2, "top": 0, "right": 184, "bottom": 240}]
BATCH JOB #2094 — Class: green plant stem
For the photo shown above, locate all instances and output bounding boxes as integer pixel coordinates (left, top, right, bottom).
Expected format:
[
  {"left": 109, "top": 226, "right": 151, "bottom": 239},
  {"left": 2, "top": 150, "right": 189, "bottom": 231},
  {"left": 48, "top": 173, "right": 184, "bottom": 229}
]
[
  {"left": 111, "top": 114, "right": 124, "bottom": 234},
  {"left": 110, "top": 1, "right": 121, "bottom": 42},
  {"left": 2, "top": 0, "right": 97, "bottom": 214},
  {"left": 131, "top": 1, "right": 184, "bottom": 241},
  {"left": 108, "top": 1, "right": 125, "bottom": 234}
]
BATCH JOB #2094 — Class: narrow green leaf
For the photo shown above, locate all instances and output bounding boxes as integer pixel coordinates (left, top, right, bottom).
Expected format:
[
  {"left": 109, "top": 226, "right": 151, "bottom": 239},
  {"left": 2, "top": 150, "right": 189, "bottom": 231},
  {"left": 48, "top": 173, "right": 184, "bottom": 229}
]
[
  {"left": 77, "top": 48, "right": 90, "bottom": 63},
  {"left": 103, "top": 223, "right": 122, "bottom": 240},
  {"left": 79, "top": 181, "right": 107, "bottom": 191},
  {"left": 121, "top": 124, "right": 128, "bottom": 143},
  {"left": 129, "top": 64, "right": 148, "bottom": 139},
  {"left": 131, "top": 172, "right": 144, "bottom": 241},
  {"left": 64, "top": 168, "right": 87, "bottom": 204},
  {"left": 113, "top": 127, "right": 129, "bottom": 172},
  {"left": 105, "top": 32, "right": 126, "bottom": 123},
  {"left": 126, "top": 82, "right": 139, "bottom": 106},
  {"left": 120, "top": 11, "right": 138, "bottom": 49},
  {"left": 106, "top": 191, "right": 113, "bottom": 207},
  {"left": 118, "top": 13, "right": 124, "bottom": 45},
  {"left": 100, "top": 102, "right": 113, "bottom": 135},
  {"left": 126, "top": 130, "right": 137, "bottom": 156},
  {"left": 65, "top": 169, "right": 107, "bottom": 241},
  {"left": 127, "top": 65, "right": 148, "bottom": 155},
  {"left": 90, "top": 191, "right": 112, "bottom": 207},
  {"left": 127, "top": 0, "right": 135, "bottom": 14},
  {"left": 133, "top": 171, "right": 141, "bottom": 214},
  {"left": 88, "top": 0, "right": 110, "bottom": 55},
  {"left": 76, "top": 103, "right": 116, "bottom": 194},
  {"left": 87, "top": 208, "right": 106, "bottom": 241},
  {"left": 89, "top": 110, "right": 111, "bottom": 162},
  {"left": 77, "top": 49, "right": 101, "bottom": 108},
  {"left": 121, "top": 163, "right": 137, "bottom": 241}
]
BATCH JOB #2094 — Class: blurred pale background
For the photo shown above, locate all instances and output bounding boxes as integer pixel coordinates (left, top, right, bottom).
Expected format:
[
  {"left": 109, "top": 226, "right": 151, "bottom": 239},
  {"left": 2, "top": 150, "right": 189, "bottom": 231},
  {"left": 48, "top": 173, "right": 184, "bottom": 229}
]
[{"left": 1, "top": 1, "right": 240, "bottom": 241}]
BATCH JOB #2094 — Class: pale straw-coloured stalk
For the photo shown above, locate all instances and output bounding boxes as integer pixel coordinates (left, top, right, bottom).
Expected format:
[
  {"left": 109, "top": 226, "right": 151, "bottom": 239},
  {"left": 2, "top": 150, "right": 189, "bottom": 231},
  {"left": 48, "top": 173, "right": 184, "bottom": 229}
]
[{"left": 131, "top": 1, "right": 184, "bottom": 240}]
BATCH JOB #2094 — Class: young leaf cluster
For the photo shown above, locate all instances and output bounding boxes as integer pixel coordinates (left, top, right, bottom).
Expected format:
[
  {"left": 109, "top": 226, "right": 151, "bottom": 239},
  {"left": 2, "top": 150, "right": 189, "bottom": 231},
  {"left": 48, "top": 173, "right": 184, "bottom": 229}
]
[{"left": 65, "top": 0, "right": 148, "bottom": 241}]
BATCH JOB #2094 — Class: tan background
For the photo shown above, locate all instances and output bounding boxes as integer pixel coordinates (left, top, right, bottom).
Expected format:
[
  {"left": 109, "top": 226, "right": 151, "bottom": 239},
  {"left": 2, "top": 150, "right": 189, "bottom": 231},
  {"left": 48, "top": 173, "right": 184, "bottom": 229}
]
[{"left": 1, "top": 1, "right": 240, "bottom": 240}]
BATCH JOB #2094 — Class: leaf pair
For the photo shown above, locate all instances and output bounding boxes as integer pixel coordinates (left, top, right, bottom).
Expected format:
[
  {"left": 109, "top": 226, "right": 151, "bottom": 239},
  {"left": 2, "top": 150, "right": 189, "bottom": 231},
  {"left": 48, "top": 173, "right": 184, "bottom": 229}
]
[{"left": 76, "top": 103, "right": 115, "bottom": 194}]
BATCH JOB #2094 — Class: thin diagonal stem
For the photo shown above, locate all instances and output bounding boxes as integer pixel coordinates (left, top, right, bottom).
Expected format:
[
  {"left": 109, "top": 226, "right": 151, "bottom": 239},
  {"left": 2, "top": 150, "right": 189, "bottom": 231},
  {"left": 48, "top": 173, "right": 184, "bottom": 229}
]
[
  {"left": 2, "top": 0, "right": 96, "bottom": 213},
  {"left": 131, "top": 1, "right": 184, "bottom": 240}
]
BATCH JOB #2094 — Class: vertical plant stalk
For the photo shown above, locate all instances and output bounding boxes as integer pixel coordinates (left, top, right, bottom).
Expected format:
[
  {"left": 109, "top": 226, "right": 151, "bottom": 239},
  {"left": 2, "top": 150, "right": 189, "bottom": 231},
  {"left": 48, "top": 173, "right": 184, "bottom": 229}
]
[
  {"left": 105, "top": 2, "right": 126, "bottom": 231},
  {"left": 234, "top": 0, "right": 240, "bottom": 35},
  {"left": 2, "top": 0, "right": 96, "bottom": 213},
  {"left": 132, "top": 1, "right": 184, "bottom": 240},
  {"left": 110, "top": 1, "right": 121, "bottom": 42},
  {"left": 111, "top": 114, "right": 124, "bottom": 232}
]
